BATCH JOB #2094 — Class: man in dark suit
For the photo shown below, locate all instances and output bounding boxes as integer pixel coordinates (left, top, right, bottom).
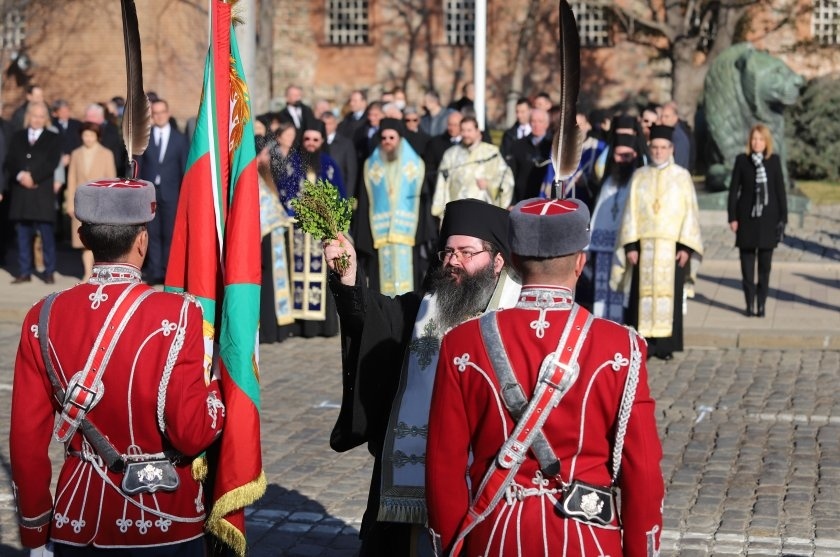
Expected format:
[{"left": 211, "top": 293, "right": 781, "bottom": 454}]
[
  {"left": 322, "top": 111, "right": 358, "bottom": 199},
  {"left": 510, "top": 107, "right": 553, "bottom": 203},
  {"left": 10, "top": 85, "right": 45, "bottom": 133},
  {"left": 52, "top": 100, "right": 83, "bottom": 160},
  {"left": 500, "top": 97, "right": 531, "bottom": 163},
  {"left": 278, "top": 85, "right": 315, "bottom": 132},
  {"left": 51, "top": 100, "right": 82, "bottom": 242},
  {"left": 352, "top": 101, "right": 385, "bottom": 166},
  {"left": 84, "top": 103, "right": 128, "bottom": 176},
  {"left": 0, "top": 118, "right": 7, "bottom": 262},
  {"left": 337, "top": 89, "right": 368, "bottom": 139},
  {"left": 4, "top": 102, "right": 62, "bottom": 283},
  {"left": 424, "top": 111, "right": 463, "bottom": 198},
  {"left": 137, "top": 99, "right": 189, "bottom": 284}
]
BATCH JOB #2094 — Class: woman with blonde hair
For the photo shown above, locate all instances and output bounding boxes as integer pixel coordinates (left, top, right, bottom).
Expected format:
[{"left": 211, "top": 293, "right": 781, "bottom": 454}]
[
  {"left": 65, "top": 121, "right": 117, "bottom": 281},
  {"left": 727, "top": 124, "right": 788, "bottom": 317}
]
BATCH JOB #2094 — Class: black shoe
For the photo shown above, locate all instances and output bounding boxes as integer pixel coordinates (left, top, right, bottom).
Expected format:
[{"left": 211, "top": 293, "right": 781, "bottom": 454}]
[
  {"left": 43, "top": 273, "right": 55, "bottom": 284},
  {"left": 745, "top": 306, "right": 754, "bottom": 317},
  {"left": 11, "top": 275, "right": 31, "bottom": 284},
  {"left": 655, "top": 352, "right": 674, "bottom": 361},
  {"left": 756, "top": 305, "right": 765, "bottom": 317}
]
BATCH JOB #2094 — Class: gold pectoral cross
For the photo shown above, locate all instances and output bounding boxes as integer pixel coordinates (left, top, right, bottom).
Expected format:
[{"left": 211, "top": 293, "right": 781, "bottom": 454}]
[{"left": 653, "top": 199, "right": 660, "bottom": 214}]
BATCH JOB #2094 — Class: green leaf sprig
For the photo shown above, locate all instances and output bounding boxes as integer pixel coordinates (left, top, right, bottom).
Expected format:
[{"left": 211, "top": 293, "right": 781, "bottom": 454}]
[{"left": 290, "top": 178, "right": 355, "bottom": 274}]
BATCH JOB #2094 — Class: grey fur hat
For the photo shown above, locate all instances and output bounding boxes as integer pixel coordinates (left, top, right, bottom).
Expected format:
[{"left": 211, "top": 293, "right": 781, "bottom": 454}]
[
  {"left": 74, "top": 178, "right": 157, "bottom": 225},
  {"left": 509, "top": 198, "right": 590, "bottom": 257}
]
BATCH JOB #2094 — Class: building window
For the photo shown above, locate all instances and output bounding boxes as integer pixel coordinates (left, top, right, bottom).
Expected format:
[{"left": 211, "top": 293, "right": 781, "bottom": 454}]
[
  {"left": 812, "top": 0, "right": 840, "bottom": 46},
  {"left": 570, "top": 1, "right": 611, "bottom": 48},
  {"left": 326, "top": 0, "right": 369, "bottom": 45},
  {"left": 444, "top": 0, "right": 475, "bottom": 46},
  {"left": 2, "top": 8, "right": 26, "bottom": 50}
]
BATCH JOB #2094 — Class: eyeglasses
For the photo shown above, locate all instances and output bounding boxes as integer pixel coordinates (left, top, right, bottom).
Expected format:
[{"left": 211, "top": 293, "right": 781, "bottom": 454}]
[
  {"left": 437, "top": 248, "right": 489, "bottom": 263},
  {"left": 404, "top": 117, "right": 419, "bottom": 123}
]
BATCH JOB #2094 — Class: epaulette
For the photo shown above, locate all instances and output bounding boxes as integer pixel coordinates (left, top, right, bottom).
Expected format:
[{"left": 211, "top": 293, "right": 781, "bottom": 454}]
[{"left": 623, "top": 324, "right": 649, "bottom": 347}]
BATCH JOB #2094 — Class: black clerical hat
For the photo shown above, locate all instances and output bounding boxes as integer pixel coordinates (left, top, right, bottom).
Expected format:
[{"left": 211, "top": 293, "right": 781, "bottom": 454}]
[
  {"left": 440, "top": 199, "right": 511, "bottom": 263},
  {"left": 649, "top": 125, "right": 674, "bottom": 142}
]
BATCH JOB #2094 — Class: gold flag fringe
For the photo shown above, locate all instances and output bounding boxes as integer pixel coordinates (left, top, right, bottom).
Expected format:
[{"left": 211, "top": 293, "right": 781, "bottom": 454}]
[
  {"left": 209, "top": 517, "right": 247, "bottom": 557},
  {"left": 192, "top": 455, "right": 208, "bottom": 481},
  {"left": 206, "top": 470, "right": 268, "bottom": 557}
]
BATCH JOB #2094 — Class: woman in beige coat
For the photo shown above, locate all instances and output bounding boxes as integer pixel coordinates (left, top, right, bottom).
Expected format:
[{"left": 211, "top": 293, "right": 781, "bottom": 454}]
[{"left": 65, "top": 121, "right": 117, "bottom": 280}]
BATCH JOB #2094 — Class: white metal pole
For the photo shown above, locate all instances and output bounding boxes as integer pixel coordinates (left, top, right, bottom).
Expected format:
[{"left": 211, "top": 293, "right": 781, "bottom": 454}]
[
  {"left": 236, "top": 0, "right": 257, "bottom": 89},
  {"left": 474, "top": 0, "right": 487, "bottom": 130}
]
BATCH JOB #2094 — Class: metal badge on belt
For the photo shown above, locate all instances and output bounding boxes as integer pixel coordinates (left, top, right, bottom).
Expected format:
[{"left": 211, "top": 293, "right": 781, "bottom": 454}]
[
  {"left": 121, "top": 459, "right": 180, "bottom": 495},
  {"left": 557, "top": 480, "right": 616, "bottom": 526}
]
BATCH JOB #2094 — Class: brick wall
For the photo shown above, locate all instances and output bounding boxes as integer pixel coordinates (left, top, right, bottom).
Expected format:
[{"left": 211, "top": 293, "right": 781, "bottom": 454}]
[
  {"left": 4, "top": 0, "right": 839, "bottom": 131},
  {"left": 2, "top": 1, "right": 205, "bottom": 129}
]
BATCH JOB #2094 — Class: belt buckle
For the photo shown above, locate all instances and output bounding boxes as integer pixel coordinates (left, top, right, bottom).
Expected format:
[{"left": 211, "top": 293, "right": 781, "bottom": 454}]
[
  {"left": 66, "top": 381, "right": 101, "bottom": 413},
  {"left": 498, "top": 439, "right": 527, "bottom": 469}
]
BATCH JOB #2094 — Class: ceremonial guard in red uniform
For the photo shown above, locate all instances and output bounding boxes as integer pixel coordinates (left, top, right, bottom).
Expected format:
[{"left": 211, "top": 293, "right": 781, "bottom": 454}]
[
  {"left": 323, "top": 199, "right": 521, "bottom": 556},
  {"left": 427, "top": 198, "right": 663, "bottom": 556},
  {"left": 10, "top": 178, "right": 225, "bottom": 556}
]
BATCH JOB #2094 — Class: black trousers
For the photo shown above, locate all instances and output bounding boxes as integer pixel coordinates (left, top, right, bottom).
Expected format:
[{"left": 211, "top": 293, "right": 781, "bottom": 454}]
[
  {"left": 54, "top": 537, "right": 206, "bottom": 557},
  {"left": 739, "top": 248, "right": 774, "bottom": 308}
]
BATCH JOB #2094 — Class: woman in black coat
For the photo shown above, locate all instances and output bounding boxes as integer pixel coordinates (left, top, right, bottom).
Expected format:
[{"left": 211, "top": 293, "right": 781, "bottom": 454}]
[{"left": 727, "top": 124, "right": 788, "bottom": 317}]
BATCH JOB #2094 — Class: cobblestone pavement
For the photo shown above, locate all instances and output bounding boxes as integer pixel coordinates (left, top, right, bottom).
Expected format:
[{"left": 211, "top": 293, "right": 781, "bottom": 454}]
[
  {"left": 1, "top": 337, "right": 839, "bottom": 556},
  {"left": 0, "top": 203, "right": 837, "bottom": 556}
]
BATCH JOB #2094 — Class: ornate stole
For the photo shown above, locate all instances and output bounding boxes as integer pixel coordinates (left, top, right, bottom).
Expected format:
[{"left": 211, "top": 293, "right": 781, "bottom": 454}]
[
  {"left": 270, "top": 228, "right": 293, "bottom": 325},
  {"left": 378, "top": 269, "right": 522, "bottom": 525},
  {"left": 291, "top": 228, "right": 327, "bottom": 321},
  {"left": 258, "top": 177, "right": 293, "bottom": 325},
  {"left": 591, "top": 177, "right": 631, "bottom": 321},
  {"left": 365, "top": 142, "right": 424, "bottom": 296},
  {"left": 636, "top": 237, "right": 676, "bottom": 338}
]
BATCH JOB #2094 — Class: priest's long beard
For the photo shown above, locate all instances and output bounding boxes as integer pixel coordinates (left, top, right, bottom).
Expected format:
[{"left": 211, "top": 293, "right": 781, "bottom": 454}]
[
  {"left": 431, "top": 263, "right": 498, "bottom": 332},
  {"left": 301, "top": 149, "right": 321, "bottom": 177},
  {"left": 615, "top": 161, "right": 636, "bottom": 184}
]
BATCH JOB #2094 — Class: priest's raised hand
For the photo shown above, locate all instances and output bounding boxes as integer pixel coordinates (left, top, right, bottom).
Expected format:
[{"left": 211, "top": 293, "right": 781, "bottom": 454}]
[{"left": 322, "top": 232, "right": 357, "bottom": 286}]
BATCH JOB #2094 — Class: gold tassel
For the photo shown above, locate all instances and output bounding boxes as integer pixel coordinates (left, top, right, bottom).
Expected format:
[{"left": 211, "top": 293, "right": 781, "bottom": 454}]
[
  {"left": 206, "top": 471, "right": 268, "bottom": 557},
  {"left": 191, "top": 455, "right": 208, "bottom": 481}
]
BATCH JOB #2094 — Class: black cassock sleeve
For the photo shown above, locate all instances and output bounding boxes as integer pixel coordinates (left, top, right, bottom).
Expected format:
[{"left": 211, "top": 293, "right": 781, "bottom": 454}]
[{"left": 328, "top": 270, "right": 422, "bottom": 453}]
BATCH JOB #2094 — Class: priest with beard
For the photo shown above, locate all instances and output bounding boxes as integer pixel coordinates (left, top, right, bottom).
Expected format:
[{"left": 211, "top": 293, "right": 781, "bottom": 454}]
[
  {"left": 355, "top": 118, "right": 429, "bottom": 296},
  {"left": 322, "top": 199, "right": 521, "bottom": 557},
  {"left": 277, "top": 120, "right": 346, "bottom": 338},
  {"left": 588, "top": 133, "right": 642, "bottom": 322}
]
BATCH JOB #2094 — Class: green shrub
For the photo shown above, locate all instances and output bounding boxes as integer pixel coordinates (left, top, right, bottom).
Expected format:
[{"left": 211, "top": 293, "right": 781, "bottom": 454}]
[{"left": 785, "top": 75, "right": 840, "bottom": 181}]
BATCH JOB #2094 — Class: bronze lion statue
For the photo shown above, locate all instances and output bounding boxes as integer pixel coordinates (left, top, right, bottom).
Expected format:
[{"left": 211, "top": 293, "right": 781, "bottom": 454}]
[{"left": 703, "top": 43, "right": 803, "bottom": 191}]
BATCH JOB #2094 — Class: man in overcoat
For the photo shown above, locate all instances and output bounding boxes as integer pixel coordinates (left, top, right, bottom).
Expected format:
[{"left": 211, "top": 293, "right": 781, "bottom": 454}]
[{"left": 4, "top": 101, "right": 62, "bottom": 284}]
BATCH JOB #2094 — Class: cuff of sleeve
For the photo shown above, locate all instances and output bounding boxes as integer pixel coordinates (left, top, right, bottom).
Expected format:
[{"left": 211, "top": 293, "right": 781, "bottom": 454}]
[
  {"left": 19, "top": 509, "right": 51, "bottom": 548},
  {"left": 329, "top": 271, "right": 366, "bottom": 317}
]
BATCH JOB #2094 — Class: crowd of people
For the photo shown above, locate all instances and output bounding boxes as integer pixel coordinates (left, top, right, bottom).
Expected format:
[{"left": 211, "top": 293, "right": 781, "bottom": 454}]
[
  {"left": 250, "top": 85, "right": 715, "bottom": 356},
  {"left": 0, "top": 85, "right": 184, "bottom": 286},
  {"left": 4, "top": 79, "right": 789, "bottom": 556}
]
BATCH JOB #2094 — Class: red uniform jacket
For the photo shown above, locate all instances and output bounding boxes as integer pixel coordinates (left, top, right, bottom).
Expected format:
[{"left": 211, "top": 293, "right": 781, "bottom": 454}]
[
  {"left": 426, "top": 287, "right": 663, "bottom": 556},
  {"left": 10, "top": 279, "right": 224, "bottom": 549}
]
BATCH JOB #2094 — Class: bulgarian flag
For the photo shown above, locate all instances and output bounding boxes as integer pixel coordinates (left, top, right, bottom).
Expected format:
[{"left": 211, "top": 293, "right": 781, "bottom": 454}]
[{"left": 164, "top": 1, "right": 265, "bottom": 555}]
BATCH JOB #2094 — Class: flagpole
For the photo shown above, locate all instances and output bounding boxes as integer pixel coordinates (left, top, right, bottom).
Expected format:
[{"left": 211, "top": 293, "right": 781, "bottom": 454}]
[
  {"left": 474, "top": 0, "right": 487, "bottom": 131},
  {"left": 238, "top": 0, "right": 256, "bottom": 89}
]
